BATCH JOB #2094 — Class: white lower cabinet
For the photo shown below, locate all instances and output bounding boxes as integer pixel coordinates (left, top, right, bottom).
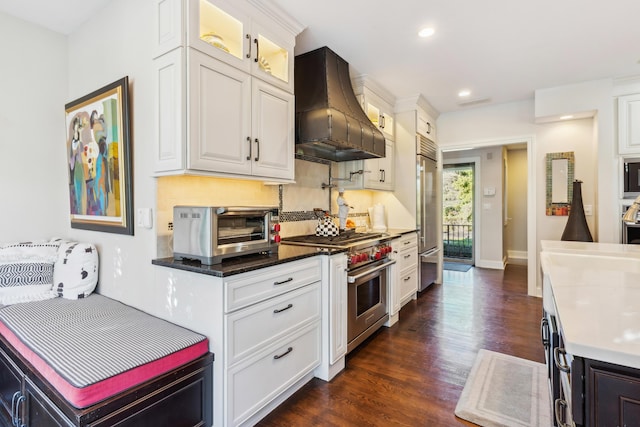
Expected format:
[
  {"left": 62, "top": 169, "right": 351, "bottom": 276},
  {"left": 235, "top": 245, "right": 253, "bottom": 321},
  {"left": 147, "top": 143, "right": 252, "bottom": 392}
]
[
  {"left": 227, "top": 322, "right": 320, "bottom": 426},
  {"left": 154, "top": 256, "right": 322, "bottom": 427},
  {"left": 314, "top": 253, "right": 347, "bottom": 381},
  {"left": 223, "top": 258, "right": 321, "bottom": 426},
  {"left": 392, "top": 233, "right": 419, "bottom": 310}
]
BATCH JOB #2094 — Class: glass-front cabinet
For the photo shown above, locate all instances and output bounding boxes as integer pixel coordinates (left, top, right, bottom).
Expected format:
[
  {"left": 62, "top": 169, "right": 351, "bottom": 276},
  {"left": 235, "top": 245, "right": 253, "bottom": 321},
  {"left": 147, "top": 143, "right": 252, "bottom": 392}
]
[
  {"left": 188, "top": 0, "right": 293, "bottom": 92},
  {"left": 152, "top": 0, "right": 299, "bottom": 181}
]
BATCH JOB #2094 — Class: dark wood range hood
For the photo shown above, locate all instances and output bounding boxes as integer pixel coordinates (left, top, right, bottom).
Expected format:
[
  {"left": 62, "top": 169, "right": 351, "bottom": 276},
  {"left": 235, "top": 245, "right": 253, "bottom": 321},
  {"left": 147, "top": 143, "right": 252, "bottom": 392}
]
[{"left": 294, "top": 46, "right": 385, "bottom": 162}]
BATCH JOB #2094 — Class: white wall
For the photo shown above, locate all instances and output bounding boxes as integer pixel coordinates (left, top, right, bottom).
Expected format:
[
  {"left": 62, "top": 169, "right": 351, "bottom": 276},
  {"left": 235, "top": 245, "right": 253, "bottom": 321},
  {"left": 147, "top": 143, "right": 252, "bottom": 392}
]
[
  {"left": 64, "top": 0, "right": 163, "bottom": 313},
  {"left": 438, "top": 98, "right": 600, "bottom": 294},
  {"left": 0, "top": 12, "right": 68, "bottom": 241},
  {"left": 506, "top": 148, "right": 528, "bottom": 258},
  {"left": 536, "top": 118, "right": 596, "bottom": 242}
]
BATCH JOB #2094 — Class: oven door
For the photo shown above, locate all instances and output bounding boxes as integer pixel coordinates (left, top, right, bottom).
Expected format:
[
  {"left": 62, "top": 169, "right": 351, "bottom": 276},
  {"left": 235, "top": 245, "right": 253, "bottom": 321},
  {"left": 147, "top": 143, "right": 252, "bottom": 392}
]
[{"left": 346, "top": 259, "right": 394, "bottom": 353}]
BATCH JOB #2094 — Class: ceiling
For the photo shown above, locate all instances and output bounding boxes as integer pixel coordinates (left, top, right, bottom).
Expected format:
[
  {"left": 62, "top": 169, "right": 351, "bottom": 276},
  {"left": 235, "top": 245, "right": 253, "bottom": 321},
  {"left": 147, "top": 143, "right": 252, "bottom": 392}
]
[{"left": 3, "top": 0, "right": 640, "bottom": 114}]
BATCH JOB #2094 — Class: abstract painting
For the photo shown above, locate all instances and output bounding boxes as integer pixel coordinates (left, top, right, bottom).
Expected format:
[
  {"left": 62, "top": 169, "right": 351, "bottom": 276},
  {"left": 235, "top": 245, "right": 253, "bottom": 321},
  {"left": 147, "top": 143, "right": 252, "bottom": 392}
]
[{"left": 65, "top": 77, "right": 133, "bottom": 235}]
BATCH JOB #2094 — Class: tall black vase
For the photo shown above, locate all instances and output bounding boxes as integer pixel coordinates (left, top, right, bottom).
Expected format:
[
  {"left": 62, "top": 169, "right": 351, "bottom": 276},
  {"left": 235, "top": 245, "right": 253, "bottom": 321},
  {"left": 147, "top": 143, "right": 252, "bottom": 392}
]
[{"left": 561, "top": 179, "right": 593, "bottom": 242}]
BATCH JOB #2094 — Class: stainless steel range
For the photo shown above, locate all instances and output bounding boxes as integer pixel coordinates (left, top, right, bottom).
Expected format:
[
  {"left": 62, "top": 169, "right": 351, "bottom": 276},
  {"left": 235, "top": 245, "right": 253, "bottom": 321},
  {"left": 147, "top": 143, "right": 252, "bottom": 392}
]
[{"left": 282, "top": 231, "right": 396, "bottom": 353}]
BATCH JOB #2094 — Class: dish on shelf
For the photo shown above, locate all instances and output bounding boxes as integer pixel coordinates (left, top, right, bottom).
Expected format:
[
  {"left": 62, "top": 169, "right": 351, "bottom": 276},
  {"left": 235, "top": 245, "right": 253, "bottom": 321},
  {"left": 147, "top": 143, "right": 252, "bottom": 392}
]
[
  {"left": 200, "top": 32, "right": 230, "bottom": 53},
  {"left": 258, "top": 56, "right": 272, "bottom": 74}
]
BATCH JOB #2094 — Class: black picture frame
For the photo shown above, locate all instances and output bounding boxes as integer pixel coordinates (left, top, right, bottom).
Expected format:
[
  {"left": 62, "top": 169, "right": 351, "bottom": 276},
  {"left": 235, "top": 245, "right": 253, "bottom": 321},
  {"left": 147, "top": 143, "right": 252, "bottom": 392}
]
[{"left": 65, "top": 77, "right": 133, "bottom": 235}]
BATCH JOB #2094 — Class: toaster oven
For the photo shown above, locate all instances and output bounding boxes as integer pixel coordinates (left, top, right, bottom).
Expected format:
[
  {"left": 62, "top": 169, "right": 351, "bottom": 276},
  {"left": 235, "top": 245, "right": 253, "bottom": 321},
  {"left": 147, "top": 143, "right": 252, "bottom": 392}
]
[{"left": 173, "top": 206, "right": 280, "bottom": 265}]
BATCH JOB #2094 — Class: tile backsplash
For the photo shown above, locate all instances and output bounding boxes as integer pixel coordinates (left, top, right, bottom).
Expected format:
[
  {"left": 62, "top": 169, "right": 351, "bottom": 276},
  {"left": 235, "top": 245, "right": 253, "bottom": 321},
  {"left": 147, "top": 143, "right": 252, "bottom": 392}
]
[{"left": 156, "top": 159, "right": 376, "bottom": 257}]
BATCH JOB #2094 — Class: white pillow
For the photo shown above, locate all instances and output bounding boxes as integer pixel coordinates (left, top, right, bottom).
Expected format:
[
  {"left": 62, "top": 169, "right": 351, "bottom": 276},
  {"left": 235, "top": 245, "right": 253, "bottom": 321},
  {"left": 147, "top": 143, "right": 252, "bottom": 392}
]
[
  {"left": 0, "top": 239, "right": 61, "bottom": 305},
  {"left": 53, "top": 242, "right": 99, "bottom": 300}
]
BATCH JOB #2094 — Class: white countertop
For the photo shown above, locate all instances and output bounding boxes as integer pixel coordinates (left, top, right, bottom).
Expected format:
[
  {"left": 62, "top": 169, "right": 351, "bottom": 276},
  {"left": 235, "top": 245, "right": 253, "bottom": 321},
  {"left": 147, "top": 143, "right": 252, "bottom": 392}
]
[{"left": 540, "top": 240, "right": 640, "bottom": 369}]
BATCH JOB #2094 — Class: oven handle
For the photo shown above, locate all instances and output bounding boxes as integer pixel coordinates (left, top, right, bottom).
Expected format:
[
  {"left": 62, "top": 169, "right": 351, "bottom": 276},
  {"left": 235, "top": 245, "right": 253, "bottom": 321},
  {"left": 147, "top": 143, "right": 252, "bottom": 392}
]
[{"left": 348, "top": 260, "right": 396, "bottom": 283}]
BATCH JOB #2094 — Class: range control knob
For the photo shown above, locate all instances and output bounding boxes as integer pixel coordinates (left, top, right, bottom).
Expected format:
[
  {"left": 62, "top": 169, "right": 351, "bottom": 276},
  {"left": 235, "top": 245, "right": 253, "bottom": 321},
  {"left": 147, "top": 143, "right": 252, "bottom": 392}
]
[
  {"left": 272, "top": 223, "right": 281, "bottom": 232},
  {"left": 272, "top": 235, "right": 281, "bottom": 243},
  {"left": 350, "top": 254, "right": 359, "bottom": 264}
]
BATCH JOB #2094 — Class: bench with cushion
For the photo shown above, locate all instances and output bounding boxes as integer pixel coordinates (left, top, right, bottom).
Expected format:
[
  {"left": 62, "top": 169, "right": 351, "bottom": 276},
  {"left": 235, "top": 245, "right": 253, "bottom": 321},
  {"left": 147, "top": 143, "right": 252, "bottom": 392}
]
[{"left": 0, "top": 239, "right": 213, "bottom": 427}]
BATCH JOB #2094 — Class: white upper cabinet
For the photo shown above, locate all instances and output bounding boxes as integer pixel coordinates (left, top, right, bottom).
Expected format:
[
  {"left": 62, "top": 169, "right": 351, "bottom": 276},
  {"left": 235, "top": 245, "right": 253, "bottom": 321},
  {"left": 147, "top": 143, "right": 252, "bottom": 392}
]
[
  {"left": 417, "top": 107, "right": 436, "bottom": 141},
  {"left": 618, "top": 93, "right": 640, "bottom": 154},
  {"left": 361, "top": 90, "right": 395, "bottom": 140},
  {"left": 155, "top": 0, "right": 294, "bottom": 92},
  {"left": 352, "top": 77, "right": 396, "bottom": 140},
  {"left": 152, "top": 0, "right": 299, "bottom": 182},
  {"left": 338, "top": 139, "right": 395, "bottom": 191}
]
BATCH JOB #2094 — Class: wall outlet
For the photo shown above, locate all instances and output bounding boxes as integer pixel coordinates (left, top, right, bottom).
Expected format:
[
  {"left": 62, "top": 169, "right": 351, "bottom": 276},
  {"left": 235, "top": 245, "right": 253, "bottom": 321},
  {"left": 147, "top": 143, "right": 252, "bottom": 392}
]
[{"left": 584, "top": 205, "right": 593, "bottom": 216}]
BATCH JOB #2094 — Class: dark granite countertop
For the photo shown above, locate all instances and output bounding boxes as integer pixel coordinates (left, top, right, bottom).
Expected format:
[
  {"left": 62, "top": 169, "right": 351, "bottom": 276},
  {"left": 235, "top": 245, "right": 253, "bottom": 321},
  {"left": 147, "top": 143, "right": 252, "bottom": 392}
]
[{"left": 152, "top": 244, "right": 346, "bottom": 277}]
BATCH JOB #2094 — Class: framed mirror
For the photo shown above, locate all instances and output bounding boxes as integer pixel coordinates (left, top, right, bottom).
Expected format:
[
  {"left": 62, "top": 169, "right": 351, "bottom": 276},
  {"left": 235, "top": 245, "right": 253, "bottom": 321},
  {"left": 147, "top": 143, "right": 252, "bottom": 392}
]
[{"left": 546, "top": 152, "right": 574, "bottom": 216}]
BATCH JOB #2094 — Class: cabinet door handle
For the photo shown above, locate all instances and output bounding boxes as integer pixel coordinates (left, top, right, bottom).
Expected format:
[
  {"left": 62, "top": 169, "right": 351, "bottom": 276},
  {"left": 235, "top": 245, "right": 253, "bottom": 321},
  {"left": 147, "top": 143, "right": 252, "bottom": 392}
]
[
  {"left": 246, "top": 136, "right": 252, "bottom": 161},
  {"left": 245, "top": 34, "right": 251, "bottom": 59},
  {"left": 274, "top": 277, "right": 293, "bottom": 285},
  {"left": 273, "top": 346, "right": 293, "bottom": 360},
  {"left": 554, "top": 347, "right": 571, "bottom": 373},
  {"left": 11, "top": 391, "right": 20, "bottom": 426},
  {"left": 427, "top": 122, "right": 432, "bottom": 134},
  {"left": 254, "top": 38, "right": 259, "bottom": 62},
  {"left": 379, "top": 169, "right": 384, "bottom": 182},
  {"left": 382, "top": 169, "right": 386, "bottom": 182},
  {"left": 254, "top": 138, "right": 260, "bottom": 161},
  {"left": 380, "top": 114, "right": 385, "bottom": 129},
  {"left": 554, "top": 398, "right": 571, "bottom": 427},
  {"left": 540, "top": 318, "right": 549, "bottom": 349},
  {"left": 273, "top": 303, "right": 293, "bottom": 314},
  {"left": 15, "top": 395, "right": 25, "bottom": 427}
]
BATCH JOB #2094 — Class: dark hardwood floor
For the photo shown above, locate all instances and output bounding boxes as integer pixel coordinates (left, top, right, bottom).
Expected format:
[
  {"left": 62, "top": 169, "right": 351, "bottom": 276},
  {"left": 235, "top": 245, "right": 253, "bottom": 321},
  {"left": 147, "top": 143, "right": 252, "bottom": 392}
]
[{"left": 257, "top": 264, "right": 544, "bottom": 427}]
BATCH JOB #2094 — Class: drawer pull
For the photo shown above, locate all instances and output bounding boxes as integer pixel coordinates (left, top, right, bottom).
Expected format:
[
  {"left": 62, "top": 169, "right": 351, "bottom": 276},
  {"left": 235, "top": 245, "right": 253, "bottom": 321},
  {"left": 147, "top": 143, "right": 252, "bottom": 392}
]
[
  {"left": 274, "top": 277, "right": 294, "bottom": 285},
  {"left": 273, "top": 303, "right": 293, "bottom": 314},
  {"left": 554, "top": 398, "right": 571, "bottom": 427},
  {"left": 404, "top": 276, "right": 412, "bottom": 281},
  {"left": 404, "top": 254, "right": 411, "bottom": 259},
  {"left": 554, "top": 347, "right": 571, "bottom": 373},
  {"left": 273, "top": 346, "right": 293, "bottom": 360},
  {"left": 540, "top": 318, "right": 549, "bottom": 349}
]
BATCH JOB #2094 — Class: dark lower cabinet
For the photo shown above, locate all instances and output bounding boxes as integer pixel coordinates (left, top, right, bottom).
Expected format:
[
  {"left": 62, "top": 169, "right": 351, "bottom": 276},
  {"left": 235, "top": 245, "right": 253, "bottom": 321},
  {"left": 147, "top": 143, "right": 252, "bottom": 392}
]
[
  {"left": 574, "top": 357, "right": 640, "bottom": 427},
  {"left": 562, "top": 356, "right": 640, "bottom": 427},
  {"left": 0, "top": 339, "right": 213, "bottom": 427}
]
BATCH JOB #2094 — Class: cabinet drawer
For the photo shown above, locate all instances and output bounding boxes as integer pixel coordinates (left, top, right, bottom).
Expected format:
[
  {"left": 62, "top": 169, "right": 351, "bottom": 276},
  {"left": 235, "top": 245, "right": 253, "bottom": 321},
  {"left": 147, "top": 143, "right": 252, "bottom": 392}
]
[
  {"left": 225, "top": 257, "right": 321, "bottom": 312},
  {"left": 396, "top": 233, "right": 418, "bottom": 250},
  {"left": 226, "top": 283, "right": 321, "bottom": 365},
  {"left": 400, "top": 267, "right": 418, "bottom": 299},
  {"left": 398, "top": 249, "right": 418, "bottom": 271},
  {"left": 227, "top": 322, "right": 320, "bottom": 426}
]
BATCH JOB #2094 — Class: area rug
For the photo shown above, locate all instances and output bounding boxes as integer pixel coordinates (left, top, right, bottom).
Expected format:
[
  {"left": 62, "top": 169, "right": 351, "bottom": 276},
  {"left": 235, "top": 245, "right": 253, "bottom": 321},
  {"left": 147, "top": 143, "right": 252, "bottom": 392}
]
[
  {"left": 444, "top": 262, "right": 472, "bottom": 272},
  {"left": 455, "top": 349, "right": 551, "bottom": 427}
]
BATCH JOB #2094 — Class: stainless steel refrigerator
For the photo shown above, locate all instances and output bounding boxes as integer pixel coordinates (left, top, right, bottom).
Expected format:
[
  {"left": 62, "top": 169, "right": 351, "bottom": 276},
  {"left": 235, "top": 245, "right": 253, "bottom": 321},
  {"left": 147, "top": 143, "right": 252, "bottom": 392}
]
[{"left": 417, "top": 135, "right": 440, "bottom": 291}]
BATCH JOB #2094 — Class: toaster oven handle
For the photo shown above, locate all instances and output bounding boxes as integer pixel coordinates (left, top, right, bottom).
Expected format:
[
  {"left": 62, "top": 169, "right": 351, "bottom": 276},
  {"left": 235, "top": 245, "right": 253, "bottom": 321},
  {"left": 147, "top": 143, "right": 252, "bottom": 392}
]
[{"left": 215, "top": 206, "right": 277, "bottom": 214}]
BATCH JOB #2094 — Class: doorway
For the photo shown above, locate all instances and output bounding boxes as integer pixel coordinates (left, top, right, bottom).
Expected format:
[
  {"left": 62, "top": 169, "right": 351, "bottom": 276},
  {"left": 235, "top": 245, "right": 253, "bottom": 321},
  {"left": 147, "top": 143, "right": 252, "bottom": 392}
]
[{"left": 442, "top": 163, "right": 474, "bottom": 265}]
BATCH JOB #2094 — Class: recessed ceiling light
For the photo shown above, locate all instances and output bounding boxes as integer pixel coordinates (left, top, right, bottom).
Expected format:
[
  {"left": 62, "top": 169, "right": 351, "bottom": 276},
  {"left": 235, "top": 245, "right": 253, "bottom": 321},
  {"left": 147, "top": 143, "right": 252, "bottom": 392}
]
[
  {"left": 560, "top": 115, "right": 574, "bottom": 120},
  {"left": 418, "top": 27, "right": 435, "bottom": 38},
  {"left": 458, "top": 90, "right": 471, "bottom": 97}
]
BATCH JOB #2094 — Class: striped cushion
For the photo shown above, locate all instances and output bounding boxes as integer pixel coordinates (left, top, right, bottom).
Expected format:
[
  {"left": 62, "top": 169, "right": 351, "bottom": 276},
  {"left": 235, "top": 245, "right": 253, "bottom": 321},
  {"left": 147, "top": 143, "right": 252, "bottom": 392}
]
[{"left": 0, "top": 294, "right": 208, "bottom": 407}]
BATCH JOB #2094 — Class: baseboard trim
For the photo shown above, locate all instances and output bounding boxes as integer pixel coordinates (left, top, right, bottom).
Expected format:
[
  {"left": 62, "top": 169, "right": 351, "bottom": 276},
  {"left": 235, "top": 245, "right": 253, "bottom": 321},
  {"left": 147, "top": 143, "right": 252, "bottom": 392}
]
[
  {"left": 475, "top": 259, "right": 505, "bottom": 270},
  {"left": 507, "top": 250, "right": 528, "bottom": 261}
]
